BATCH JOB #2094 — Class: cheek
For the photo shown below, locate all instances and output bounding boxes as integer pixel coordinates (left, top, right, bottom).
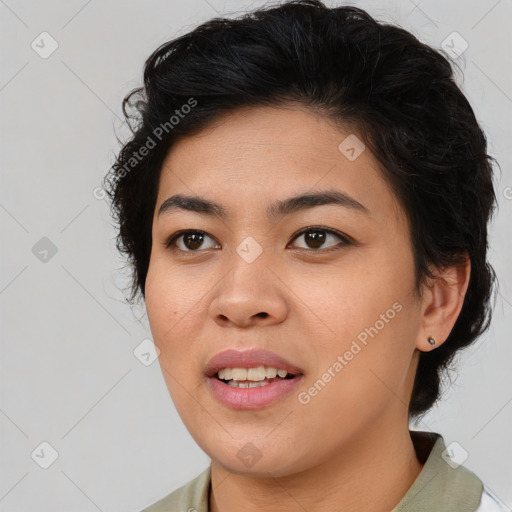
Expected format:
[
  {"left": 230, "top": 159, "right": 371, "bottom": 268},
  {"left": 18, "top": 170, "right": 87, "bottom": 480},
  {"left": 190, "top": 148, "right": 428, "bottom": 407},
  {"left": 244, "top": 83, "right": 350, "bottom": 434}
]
[
  {"left": 288, "top": 251, "right": 412, "bottom": 347},
  {"left": 145, "top": 258, "right": 213, "bottom": 387},
  {"left": 145, "top": 258, "right": 204, "bottom": 333},
  {"left": 292, "top": 251, "right": 418, "bottom": 401},
  {"left": 145, "top": 263, "right": 191, "bottom": 375},
  {"left": 295, "top": 314, "right": 416, "bottom": 445},
  {"left": 145, "top": 266, "right": 171, "bottom": 340}
]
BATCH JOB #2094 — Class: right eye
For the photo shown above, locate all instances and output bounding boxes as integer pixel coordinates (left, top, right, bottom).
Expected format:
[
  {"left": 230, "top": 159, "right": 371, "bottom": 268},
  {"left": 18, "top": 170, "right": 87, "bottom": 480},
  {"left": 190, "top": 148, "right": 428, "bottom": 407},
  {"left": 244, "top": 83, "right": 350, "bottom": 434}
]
[{"left": 164, "top": 230, "right": 220, "bottom": 252}]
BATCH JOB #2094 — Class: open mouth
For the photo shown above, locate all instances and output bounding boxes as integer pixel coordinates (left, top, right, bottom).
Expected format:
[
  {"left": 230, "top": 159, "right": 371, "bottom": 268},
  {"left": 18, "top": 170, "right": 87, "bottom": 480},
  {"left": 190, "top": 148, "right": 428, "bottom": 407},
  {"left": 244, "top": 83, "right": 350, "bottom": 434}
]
[
  {"left": 205, "top": 349, "right": 305, "bottom": 408},
  {"left": 207, "top": 362, "right": 304, "bottom": 409},
  {"left": 214, "top": 366, "right": 299, "bottom": 388}
]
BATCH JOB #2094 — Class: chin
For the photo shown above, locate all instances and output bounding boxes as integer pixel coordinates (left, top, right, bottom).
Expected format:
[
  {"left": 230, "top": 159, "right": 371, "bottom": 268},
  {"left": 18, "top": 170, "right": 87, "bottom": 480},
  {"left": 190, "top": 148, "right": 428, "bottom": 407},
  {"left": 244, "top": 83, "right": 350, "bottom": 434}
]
[{"left": 207, "top": 443, "right": 309, "bottom": 478}]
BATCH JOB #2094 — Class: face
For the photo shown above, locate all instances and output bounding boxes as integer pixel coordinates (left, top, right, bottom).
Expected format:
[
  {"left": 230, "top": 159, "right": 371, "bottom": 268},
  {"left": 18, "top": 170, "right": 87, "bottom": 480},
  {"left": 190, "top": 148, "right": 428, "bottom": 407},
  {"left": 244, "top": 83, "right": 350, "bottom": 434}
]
[{"left": 145, "top": 104, "right": 426, "bottom": 477}]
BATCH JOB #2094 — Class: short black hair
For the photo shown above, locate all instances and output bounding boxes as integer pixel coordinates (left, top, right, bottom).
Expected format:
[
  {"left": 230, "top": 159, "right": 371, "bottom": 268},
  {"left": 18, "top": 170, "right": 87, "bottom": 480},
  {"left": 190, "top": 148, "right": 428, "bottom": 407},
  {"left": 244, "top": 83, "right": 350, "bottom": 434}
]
[{"left": 104, "top": 0, "right": 498, "bottom": 419}]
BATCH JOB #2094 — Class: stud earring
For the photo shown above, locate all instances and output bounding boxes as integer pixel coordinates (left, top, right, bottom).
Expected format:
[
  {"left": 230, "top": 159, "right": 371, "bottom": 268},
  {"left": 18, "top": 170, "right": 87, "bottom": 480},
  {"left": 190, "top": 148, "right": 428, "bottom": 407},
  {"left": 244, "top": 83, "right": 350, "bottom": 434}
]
[{"left": 427, "top": 336, "right": 436, "bottom": 346}]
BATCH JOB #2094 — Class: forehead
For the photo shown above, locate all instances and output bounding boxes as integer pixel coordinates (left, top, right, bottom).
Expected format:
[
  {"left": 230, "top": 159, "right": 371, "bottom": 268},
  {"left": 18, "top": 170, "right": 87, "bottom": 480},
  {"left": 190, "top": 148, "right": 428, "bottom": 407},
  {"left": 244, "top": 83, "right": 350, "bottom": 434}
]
[{"left": 156, "top": 105, "right": 405, "bottom": 227}]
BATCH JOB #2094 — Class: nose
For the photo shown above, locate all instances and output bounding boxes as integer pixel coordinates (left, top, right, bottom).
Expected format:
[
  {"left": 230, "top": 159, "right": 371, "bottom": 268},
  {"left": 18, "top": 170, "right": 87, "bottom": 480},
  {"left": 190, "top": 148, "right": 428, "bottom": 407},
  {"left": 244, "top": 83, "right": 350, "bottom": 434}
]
[{"left": 209, "top": 256, "right": 288, "bottom": 328}]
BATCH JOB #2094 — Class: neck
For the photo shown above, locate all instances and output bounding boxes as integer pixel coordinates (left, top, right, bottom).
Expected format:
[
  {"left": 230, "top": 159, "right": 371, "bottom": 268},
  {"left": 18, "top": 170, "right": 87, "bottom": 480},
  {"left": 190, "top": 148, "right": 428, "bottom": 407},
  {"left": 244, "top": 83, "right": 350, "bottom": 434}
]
[{"left": 209, "top": 418, "right": 423, "bottom": 512}]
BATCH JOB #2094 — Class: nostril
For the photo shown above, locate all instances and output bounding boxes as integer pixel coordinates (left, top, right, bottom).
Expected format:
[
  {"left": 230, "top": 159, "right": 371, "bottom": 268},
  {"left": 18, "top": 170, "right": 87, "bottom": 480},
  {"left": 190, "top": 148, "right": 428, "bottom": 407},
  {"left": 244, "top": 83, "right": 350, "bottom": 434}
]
[{"left": 256, "top": 312, "right": 269, "bottom": 318}]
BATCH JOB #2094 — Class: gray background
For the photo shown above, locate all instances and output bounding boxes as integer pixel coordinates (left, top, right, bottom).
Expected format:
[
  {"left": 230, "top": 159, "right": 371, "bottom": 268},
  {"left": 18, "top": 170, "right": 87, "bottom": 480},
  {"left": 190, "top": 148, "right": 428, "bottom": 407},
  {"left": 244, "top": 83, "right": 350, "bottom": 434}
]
[{"left": 1, "top": 0, "right": 511, "bottom": 510}]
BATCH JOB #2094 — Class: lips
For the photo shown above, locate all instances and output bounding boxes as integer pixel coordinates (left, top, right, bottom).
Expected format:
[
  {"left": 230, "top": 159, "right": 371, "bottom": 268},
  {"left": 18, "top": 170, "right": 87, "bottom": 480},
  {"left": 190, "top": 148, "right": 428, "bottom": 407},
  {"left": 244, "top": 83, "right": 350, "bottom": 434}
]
[
  {"left": 205, "top": 348, "right": 305, "bottom": 410},
  {"left": 204, "top": 348, "right": 304, "bottom": 378}
]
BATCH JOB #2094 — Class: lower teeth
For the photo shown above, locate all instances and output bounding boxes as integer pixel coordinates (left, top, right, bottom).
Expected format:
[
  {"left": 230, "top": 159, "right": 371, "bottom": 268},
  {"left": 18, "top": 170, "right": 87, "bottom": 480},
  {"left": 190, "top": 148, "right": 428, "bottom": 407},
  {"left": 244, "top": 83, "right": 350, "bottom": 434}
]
[
  {"left": 226, "top": 380, "right": 270, "bottom": 388},
  {"left": 218, "top": 375, "right": 295, "bottom": 388}
]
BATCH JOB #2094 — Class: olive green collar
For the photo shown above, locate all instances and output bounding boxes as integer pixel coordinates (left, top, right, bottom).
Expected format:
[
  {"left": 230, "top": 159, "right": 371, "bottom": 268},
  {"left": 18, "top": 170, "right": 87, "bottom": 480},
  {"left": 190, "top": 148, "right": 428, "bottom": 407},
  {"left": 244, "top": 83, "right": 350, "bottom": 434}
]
[
  {"left": 391, "top": 430, "right": 483, "bottom": 511},
  {"left": 143, "top": 430, "right": 484, "bottom": 511}
]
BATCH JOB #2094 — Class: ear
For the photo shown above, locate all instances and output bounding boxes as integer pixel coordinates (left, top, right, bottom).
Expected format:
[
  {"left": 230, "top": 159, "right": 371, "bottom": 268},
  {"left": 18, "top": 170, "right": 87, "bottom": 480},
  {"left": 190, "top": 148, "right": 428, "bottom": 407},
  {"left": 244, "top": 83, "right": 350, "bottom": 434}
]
[{"left": 416, "top": 253, "right": 471, "bottom": 352}]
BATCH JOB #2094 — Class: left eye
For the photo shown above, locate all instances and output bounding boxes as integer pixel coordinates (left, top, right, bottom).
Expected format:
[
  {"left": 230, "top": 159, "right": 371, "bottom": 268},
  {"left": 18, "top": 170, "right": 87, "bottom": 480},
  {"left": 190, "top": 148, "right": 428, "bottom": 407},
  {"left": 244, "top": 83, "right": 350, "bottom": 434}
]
[{"left": 289, "top": 227, "right": 349, "bottom": 251}]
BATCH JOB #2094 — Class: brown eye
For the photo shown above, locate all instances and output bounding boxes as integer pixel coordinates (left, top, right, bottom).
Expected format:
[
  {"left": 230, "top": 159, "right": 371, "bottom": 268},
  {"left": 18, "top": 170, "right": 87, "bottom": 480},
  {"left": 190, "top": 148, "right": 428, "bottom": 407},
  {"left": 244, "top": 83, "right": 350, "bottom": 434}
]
[
  {"left": 166, "top": 230, "right": 219, "bottom": 252},
  {"left": 290, "top": 227, "right": 350, "bottom": 251}
]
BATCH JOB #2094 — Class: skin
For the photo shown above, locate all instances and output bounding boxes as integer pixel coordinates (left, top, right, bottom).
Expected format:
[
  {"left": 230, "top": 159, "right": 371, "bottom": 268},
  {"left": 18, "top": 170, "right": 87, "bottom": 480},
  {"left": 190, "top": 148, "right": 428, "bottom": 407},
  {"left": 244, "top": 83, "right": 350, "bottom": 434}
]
[{"left": 145, "top": 104, "right": 470, "bottom": 512}]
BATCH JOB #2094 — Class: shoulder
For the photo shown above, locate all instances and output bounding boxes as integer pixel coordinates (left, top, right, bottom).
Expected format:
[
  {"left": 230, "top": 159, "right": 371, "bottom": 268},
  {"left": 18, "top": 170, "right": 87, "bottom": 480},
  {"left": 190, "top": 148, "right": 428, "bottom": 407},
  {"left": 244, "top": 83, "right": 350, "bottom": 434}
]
[
  {"left": 140, "top": 465, "right": 211, "bottom": 512},
  {"left": 476, "top": 487, "right": 511, "bottom": 512}
]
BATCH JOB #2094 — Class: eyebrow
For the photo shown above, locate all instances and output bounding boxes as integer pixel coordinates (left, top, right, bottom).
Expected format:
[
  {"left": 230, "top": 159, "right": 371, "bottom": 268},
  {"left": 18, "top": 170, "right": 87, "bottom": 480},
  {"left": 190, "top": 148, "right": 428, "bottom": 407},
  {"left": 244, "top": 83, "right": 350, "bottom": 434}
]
[{"left": 157, "top": 189, "right": 370, "bottom": 220}]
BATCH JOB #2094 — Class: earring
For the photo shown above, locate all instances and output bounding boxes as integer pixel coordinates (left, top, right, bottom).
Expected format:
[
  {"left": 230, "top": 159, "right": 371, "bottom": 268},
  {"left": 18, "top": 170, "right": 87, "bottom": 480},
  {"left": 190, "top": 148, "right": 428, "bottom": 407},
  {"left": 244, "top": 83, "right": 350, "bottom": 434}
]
[{"left": 427, "top": 336, "right": 436, "bottom": 346}]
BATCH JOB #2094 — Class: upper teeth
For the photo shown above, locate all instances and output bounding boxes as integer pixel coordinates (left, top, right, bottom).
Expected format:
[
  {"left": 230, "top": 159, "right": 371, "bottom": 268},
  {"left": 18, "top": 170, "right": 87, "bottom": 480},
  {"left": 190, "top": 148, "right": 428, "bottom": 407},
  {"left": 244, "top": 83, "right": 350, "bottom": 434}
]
[{"left": 217, "top": 367, "right": 290, "bottom": 381}]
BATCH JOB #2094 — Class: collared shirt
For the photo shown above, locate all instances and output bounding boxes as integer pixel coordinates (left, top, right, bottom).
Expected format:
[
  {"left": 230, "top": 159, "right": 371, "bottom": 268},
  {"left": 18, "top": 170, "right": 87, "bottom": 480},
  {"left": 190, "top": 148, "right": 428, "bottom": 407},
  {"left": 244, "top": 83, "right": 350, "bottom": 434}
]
[{"left": 141, "top": 430, "right": 509, "bottom": 512}]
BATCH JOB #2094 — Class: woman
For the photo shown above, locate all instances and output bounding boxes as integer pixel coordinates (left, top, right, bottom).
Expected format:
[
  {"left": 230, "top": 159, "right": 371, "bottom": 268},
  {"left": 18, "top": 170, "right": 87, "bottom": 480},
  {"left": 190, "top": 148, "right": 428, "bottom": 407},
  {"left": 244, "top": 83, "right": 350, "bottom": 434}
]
[{"left": 104, "top": 1, "right": 507, "bottom": 510}]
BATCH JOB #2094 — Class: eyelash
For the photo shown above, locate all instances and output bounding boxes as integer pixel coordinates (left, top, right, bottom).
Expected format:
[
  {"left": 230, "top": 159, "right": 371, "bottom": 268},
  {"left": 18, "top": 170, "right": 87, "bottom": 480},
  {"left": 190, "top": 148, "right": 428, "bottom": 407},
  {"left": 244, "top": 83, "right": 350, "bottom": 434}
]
[{"left": 163, "top": 226, "right": 353, "bottom": 254}]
